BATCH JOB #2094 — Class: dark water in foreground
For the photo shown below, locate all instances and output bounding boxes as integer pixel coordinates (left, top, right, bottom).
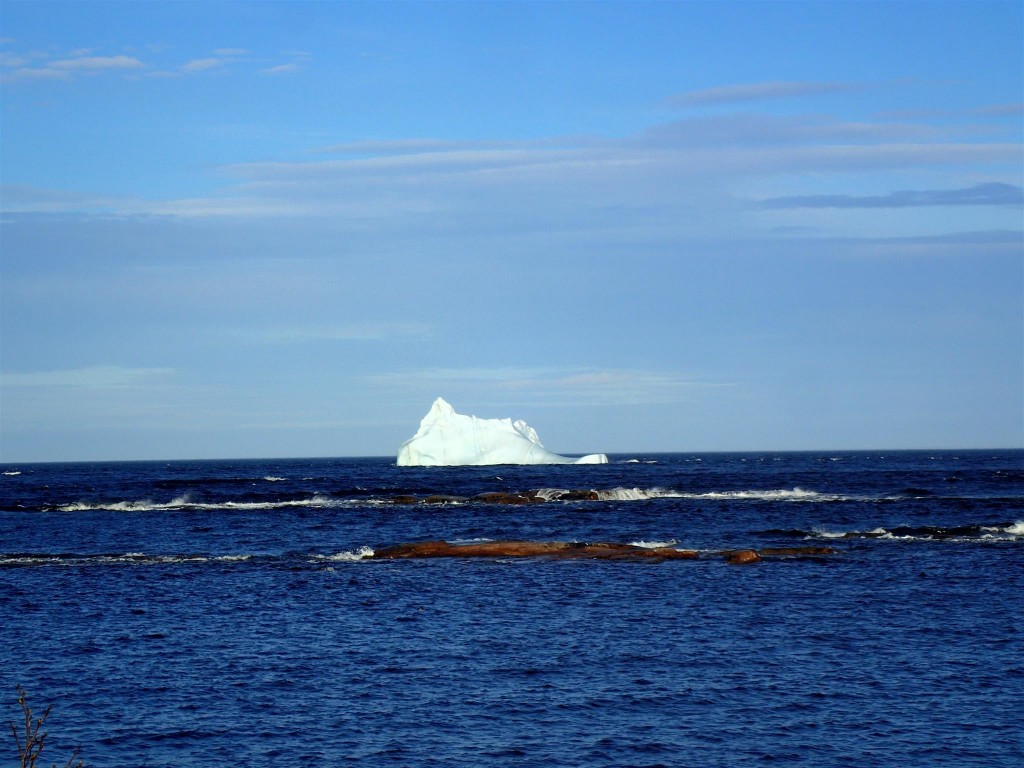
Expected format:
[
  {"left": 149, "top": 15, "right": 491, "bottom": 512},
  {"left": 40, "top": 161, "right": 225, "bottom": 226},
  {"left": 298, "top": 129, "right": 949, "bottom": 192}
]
[{"left": 1, "top": 451, "right": 1022, "bottom": 767}]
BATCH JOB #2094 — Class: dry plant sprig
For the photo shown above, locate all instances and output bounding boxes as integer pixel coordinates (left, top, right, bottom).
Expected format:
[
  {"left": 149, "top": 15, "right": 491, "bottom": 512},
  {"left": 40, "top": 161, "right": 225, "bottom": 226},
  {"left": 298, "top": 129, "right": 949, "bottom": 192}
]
[{"left": 10, "top": 687, "right": 84, "bottom": 768}]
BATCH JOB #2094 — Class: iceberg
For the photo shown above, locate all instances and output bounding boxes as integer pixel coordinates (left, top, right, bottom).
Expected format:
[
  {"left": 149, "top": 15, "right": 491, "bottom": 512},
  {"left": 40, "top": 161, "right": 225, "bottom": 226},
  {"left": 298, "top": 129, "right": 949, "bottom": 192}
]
[{"left": 397, "top": 398, "right": 608, "bottom": 466}]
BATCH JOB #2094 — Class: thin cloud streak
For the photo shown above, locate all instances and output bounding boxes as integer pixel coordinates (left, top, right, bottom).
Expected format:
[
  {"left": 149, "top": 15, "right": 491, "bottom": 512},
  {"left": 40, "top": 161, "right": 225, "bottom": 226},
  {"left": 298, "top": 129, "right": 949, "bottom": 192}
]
[
  {"left": 762, "top": 182, "right": 1024, "bottom": 209},
  {"left": 2, "top": 365, "right": 176, "bottom": 389},
  {"left": 0, "top": 43, "right": 297, "bottom": 83},
  {"left": 180, "top": 57, "right": 225, "bottom": 73},
  {"left": 3, "top": 132, "right": 1019, "bottom": 233},
  {"left": 3, "top": 53, "right": 145, "bottom": 81},
  {"left": 669, "top": 80, "right": 866, "bottom": 107}
]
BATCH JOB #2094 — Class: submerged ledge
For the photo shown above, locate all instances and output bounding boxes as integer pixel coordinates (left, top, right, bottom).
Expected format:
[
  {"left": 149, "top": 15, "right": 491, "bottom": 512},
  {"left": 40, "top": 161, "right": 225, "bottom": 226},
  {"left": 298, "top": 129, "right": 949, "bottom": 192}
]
[{"left": 369, "top": 540, "right": 837, "bottom": 563}]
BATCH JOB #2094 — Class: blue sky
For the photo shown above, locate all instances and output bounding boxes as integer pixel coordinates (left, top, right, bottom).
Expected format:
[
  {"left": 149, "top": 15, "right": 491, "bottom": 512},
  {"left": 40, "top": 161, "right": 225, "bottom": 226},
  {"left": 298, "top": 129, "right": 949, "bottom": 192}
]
[{"left": 1, "top": 1, "right": 1021, "bottom": 462}]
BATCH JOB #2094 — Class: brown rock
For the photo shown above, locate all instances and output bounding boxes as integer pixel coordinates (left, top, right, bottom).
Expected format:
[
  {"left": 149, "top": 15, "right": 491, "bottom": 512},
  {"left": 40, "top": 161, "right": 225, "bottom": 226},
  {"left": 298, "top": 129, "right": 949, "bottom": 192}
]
[
  {"left": 369, "top": 540, "right": 700, "bottom": 561},
  {"left": 372, "top": 541, "right": 455, "bottom": 558},
  {"left": 724, "top": 549, "right": 761, "bottom": 565},
  {"left": 647, "top": 547, "right": 700, "bottom": 560}
]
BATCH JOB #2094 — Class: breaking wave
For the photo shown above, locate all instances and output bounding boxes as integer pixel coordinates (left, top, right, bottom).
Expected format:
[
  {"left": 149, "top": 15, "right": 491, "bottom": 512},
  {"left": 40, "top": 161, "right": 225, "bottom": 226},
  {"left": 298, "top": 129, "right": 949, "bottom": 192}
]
[
  {"left": 538, "top": 487, "right": 844, "bottom": 503},
  {"left": 763, "top": 520, "right": 1024, "bottom": 543},
  {"left": 0, "top": 552, "right": 256, "bottom": 568},
  {"left": 52, "top": 495, "right": 336, "bottom": 513},
  {"left": 313, "top": 547, "right": 376, "bottom": 562},
  {"left": 24, "top": 484, "right": 1017, "bottom": 514},
  {"left": 628, "top": 539, "right": 679, "bottom": 549}
]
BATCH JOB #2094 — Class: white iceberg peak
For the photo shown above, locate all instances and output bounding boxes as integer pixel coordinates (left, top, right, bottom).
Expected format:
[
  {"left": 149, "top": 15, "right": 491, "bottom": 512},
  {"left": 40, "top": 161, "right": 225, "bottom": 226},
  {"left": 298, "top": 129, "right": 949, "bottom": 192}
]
[{"left": 397, "top": 397, "right": 608, "bottom": 466}]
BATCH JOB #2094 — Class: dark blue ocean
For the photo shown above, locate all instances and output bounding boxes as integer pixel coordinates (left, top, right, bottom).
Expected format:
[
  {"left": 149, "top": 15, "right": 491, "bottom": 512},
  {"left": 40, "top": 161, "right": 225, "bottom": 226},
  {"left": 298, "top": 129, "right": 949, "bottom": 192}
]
[{"left": 2, "top": 451, "right": 1022, "bottom": 767}]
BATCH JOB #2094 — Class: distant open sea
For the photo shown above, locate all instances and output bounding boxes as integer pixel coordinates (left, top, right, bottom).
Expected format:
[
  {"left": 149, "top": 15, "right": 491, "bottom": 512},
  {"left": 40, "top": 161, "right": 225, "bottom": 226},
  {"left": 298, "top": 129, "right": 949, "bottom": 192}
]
[{"left": 2, "top": 450, "right": 1022, "bottom": 767}]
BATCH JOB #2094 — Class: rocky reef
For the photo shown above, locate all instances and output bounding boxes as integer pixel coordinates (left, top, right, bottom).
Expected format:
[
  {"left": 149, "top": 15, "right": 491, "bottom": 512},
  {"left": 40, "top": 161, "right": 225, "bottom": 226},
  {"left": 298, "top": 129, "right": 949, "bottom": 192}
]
[{"left": 369, "top": 540, "right": 836, "bottom": 563}]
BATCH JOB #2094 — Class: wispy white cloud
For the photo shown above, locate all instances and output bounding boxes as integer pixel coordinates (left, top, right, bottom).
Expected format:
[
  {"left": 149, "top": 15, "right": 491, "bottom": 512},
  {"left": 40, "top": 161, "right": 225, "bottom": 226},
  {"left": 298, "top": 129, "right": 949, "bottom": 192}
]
[
  {"left": 263, "top": 63, "right": 298, "bottom": 74},
  {"left": 1, "top": 43, "right": 293, "bottom": 82},
  {"left": 179, "top": 48, "right": 252, "bottom": 74},
  {"left": 262, "top": 49, "right": 311, "bottom": 75},
  {"left": 50, "top": 55, "right": 144, "bottom": 72},
  {"left": 881, "top": 102, "right": 1024, "bottom": 120},
  {"left": 2, "top": 93, "right": 1018, "bottom": 249},
  {"left": 669, "top": 80, "right": 867, "bottom": 107},
  {"left": 3, "top": 53, "right": 145, "bottom": 81},
  {"left": 180, "top": 57, "right": 225, "bottom": 73},
  {"left": 761, "top": 182, "right": 1024, "bottom": 209},
  {"left": 2, "top": 365, "right": 176, "bottom": 389}
]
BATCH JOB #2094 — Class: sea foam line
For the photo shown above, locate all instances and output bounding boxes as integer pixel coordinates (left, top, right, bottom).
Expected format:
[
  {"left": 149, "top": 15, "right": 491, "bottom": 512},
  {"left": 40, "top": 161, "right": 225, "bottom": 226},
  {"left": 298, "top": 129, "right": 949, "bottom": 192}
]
[
  {"left": 314, "top": 547, "right": 376, "bottom": 562},
  {"left": 811, "top": 521, "right": 1024, "bottom": 541},
  {"left": 0, "top": 552, "right": 256, "bottom": 567},
  {"left": 54, "top": 495, "right": 337, "bottom": 513},
  {"left": 538, "top": 487, "right": 841, "bottom": 502}
]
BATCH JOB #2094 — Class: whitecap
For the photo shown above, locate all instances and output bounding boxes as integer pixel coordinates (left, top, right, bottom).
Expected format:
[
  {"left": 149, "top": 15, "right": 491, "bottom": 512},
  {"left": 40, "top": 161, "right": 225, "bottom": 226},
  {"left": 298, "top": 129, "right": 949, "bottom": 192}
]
[
  {"left": 671, "top": 488, "right": 837, "bottom": 502},
  {"left": 814, "top": 529, "right": 849, "bottom": 539},
  {"left": 55, "top": 494, "right": 336, "bottom": 513},
  {"left": 315, "top": 546, "right": 375, "bottom": 562},
  {"left": 628, "top": 539, "right": 678, "bottom": 549},
  {"left": 57, "top": 496, "right": 192, "bottom": 513},
  {"left": 595, "top": 487, "right": 671, "bottom": 501}
]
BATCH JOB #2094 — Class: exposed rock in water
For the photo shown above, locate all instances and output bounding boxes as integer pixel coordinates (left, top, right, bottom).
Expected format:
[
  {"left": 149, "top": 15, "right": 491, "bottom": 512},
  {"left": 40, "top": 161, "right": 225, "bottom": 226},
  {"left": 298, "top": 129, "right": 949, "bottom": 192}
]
[
  {"left": 367, "top": 541, "right": 838, "bottom": 563},
  {"left": 389, "top": 495, "right": 420, "bottom": 505},
  {"left": 724, "top": 549, "right": 762, "bottom": 565},
  {"left": 370, "top": 540, "right": 700, "bottom": 561}
]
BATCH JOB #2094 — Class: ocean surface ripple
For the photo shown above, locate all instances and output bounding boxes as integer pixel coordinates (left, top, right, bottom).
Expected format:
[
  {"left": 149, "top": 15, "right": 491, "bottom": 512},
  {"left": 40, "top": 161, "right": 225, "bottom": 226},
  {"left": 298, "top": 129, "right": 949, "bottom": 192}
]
[{"left": 1, "top": 450, "right": 1021, "bottom": 767}]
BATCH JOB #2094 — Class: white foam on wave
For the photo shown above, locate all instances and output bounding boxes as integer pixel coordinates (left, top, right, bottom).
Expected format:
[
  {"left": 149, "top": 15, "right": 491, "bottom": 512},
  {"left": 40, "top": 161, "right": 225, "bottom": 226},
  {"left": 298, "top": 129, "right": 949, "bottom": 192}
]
[
  {"left": 57, "top": 496, "right": 194, "bottom": 512},
  {"left": 628, "top": 539, "right": 678, "bottom": 549},
  {"left": 2, "top": 471, "right": 22, "bottom": 476},
  {"left": 616, "top": 487, "right": 837, "bottom": 502},
  {"left": 813, "top": 523, "right": 1024, "bottom": 542},
  {"left": 683, "top": 488, "right": 831, "bottom": 501},
  {"left": 816, "top": 529, "right": 850, "bottom": 539},
  {"left": 535, "top": 486, "right": 843, "bottom": 503},
  {"left": 315, "top": 546, "right": 375, "bottom": 562},
  {"left": 976, "top": 521, "right": 1024, "bottom": 539},
  {"left": 55, "top": 494, "right": 336, "bottom": 513},
  {"left": 0, "top": 552, "right": 257, "bottom": 567},
  {"left": 596, "top": 487, "right": 675, "bottom": 501},
  {"left": 263, "top": 476, "right": 287, "bottom": 482}
]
